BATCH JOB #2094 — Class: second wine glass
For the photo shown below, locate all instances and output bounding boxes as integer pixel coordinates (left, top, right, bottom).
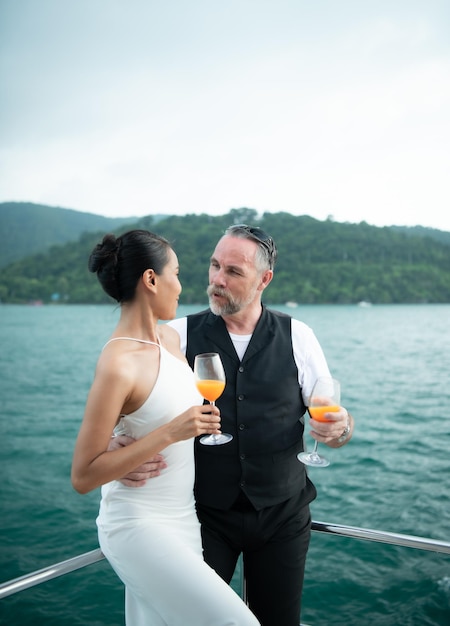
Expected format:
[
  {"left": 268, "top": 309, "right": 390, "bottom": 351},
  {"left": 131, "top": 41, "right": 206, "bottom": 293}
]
[
  {"left": 193, "top": 352, "right": 233, "bottom": 446},
  {"left": 297, "top": 376, "right": 341, "bottom": 467}
]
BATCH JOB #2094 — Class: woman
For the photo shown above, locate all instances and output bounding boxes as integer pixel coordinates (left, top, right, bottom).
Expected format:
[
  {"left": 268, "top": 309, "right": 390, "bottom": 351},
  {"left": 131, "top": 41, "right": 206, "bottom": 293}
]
[{"left": 71, "top": 230, "right": 259, "bottom": 626}]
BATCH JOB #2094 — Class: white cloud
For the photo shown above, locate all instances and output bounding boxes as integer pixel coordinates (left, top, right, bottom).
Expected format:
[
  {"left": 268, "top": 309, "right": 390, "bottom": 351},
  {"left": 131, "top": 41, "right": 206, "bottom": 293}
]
[{"left": 1, "top": 0, "right": 449, "bottom": 230}]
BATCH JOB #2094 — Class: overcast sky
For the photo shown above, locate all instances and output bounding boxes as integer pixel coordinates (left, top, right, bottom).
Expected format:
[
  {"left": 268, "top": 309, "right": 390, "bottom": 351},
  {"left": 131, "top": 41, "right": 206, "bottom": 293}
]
[{"left": 1, "top": 0, "right": 449, "bottom": 231}]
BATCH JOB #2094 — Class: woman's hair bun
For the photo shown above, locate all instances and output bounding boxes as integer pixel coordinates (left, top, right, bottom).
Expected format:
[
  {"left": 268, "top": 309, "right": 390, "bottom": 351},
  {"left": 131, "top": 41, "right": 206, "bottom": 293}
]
[
  {"left": 88, "top": 234, "right": 120, "bottom": 273},
  {"left": 88, "top": 229, "right": 171, "bottom": 304}
]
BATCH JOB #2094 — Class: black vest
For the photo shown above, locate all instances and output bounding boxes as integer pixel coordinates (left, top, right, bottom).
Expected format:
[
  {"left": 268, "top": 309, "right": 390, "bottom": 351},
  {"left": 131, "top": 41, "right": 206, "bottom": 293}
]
[{"left": 186, "top": 306, "right": 310, "bottom": 510}]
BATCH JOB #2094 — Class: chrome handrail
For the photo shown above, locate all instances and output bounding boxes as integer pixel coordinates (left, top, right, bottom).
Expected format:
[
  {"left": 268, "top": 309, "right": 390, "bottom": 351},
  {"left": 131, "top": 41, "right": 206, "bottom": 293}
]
[
  {"left": 1, "top": 521, "right": 449, "bottom": 600},
  {"left": 311, "top": 521, "right": 450, "bottom": 554},
  {"left": 0, "top": 549, "right": 105, "bottom": 600}
]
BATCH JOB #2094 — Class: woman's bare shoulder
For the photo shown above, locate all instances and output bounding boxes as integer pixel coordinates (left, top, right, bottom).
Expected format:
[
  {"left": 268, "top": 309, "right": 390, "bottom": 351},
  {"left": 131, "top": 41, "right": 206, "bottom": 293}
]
[{"left": 158, "top": 324, "right": 181, "bottom": 351}]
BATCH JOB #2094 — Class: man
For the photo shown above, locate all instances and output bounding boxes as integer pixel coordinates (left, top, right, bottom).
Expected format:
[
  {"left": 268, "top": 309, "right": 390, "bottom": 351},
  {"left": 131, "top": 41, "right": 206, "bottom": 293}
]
[{"left": 115, "top": 224, "right": 354, "bottom": 626}]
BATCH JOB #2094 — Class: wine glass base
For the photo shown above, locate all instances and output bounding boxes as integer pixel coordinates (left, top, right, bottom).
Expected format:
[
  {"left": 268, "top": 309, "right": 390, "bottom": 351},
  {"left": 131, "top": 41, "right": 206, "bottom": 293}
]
[
  {"left": 200, "top": 433, "right": 233, "bottom": 446},
  {"left": 297, "top": 451, "right": 330, "bottom": 467}
]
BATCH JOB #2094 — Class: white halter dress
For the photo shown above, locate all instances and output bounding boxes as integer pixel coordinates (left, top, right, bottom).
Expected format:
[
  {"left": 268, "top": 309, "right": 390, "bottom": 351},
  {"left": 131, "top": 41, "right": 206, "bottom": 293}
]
[{"left": 96, "top": 338, "right": 259, "bottom": 626}]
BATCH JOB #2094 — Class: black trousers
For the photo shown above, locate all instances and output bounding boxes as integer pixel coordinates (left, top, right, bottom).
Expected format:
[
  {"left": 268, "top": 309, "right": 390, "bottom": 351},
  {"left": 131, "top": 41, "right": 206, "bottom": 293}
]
[{"left": 196, "top": 489, "right": 312, "bottom": 626}]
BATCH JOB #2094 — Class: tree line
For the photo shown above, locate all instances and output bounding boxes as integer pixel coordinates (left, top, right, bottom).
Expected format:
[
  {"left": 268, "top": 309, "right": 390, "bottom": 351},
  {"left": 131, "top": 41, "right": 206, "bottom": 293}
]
[{"left": 1, "top": 208, "right": 450, "bottom": 304}]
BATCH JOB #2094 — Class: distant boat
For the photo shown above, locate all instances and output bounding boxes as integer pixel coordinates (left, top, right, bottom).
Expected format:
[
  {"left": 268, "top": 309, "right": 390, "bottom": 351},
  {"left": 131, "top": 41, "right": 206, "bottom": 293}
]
[
  {"left": 285, "top": 301, "right": 298, "bottom": 308},
  {"left": 357, "top": 301, "right": 372, "bottom": 307}
]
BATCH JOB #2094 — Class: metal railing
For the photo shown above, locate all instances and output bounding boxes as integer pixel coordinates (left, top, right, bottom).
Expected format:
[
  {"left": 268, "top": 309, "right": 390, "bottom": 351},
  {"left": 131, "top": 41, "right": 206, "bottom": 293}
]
[
  {"left": 1, "top": 520, "right": 450, "bottom": 600},
  {"left": 310, "top": 520, "right": 450, "bottom": 553},
  {"left": 0, "top": 548, "right": 105, "bottom": 600}
]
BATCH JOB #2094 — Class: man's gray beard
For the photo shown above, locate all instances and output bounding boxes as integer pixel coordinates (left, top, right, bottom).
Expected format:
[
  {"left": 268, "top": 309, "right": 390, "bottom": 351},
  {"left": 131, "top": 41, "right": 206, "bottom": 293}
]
[
  {"left": 207, "top": 287, "right": 241, "bottom": 316},
  {"left": 207, "top": 285, "right": 257, "bottom": 317}
]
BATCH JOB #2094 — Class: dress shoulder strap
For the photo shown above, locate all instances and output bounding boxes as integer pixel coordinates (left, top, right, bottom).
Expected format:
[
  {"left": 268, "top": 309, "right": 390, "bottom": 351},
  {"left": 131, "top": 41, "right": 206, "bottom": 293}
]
[{"left": 102, "top": 336, "right": 160, "bottom": 350}]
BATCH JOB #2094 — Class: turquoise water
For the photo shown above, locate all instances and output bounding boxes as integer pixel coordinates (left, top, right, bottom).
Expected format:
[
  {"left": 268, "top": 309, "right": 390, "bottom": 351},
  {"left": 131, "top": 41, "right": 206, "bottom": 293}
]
[{"left": 0, "top": 303, "right": 449, "bottom": 625}]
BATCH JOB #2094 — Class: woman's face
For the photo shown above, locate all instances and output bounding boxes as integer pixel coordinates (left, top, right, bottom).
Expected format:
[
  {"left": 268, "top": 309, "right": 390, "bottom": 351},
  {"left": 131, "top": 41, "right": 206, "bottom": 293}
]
[{"left": 155, "top": 248, "right": 182, "bottom": 320}]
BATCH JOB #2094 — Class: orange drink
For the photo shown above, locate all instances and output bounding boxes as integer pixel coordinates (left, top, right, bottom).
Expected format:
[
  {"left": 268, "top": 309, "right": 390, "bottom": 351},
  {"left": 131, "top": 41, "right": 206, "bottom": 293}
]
[
  {"left": 194, "top": 352, "right": 232, "bottom": 445},
  {"left": 298, "top": 377, "right": 340, "bottom": 467},
  {"left": 196, "top": 379, "right": 225, "bottom": 402},
  {"left": 308, "top": 405, "right": 340, "bottom": 422}
]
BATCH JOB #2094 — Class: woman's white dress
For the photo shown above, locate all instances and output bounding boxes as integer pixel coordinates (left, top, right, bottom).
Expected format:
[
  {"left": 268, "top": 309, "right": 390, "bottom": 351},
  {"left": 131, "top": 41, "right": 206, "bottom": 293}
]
[{"left": 96, "top": 339, "right": 259, "bottom": 626}]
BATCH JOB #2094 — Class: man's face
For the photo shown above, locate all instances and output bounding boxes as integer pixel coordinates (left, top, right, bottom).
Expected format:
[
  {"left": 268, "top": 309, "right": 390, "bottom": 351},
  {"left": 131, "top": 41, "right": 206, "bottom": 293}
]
[{"left": 207, "top": 235, "right": 269, "bottom": 316}]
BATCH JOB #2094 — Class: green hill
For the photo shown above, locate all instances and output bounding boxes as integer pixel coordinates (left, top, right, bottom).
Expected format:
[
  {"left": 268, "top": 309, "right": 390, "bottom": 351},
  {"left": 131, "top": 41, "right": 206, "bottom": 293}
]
[
  {"left": 0, "top": 202, "right": 141, "bottom": 267},
  {"left": 1, "top": 205, "right": 449, "bottom": 305}
]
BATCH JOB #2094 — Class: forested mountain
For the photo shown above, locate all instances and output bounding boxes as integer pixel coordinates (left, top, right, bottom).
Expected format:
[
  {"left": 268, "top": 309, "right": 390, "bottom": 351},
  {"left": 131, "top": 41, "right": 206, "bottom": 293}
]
[
  {"left": 0, "top": 202, "right": 141, "bottom": 267},
  {"left": 1, "top": 205, "right": 449, "bottom": 305}
]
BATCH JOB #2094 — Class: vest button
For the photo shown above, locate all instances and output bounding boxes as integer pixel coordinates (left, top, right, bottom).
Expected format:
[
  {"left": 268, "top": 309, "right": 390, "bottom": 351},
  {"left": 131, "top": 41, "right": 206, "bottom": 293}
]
[
  {"left": 240, "top": 454, "right": 246, "bottom": 460},
  {"left": 238, "top": 366, "right": 244, "bottom": 373},
  {"left": 237, "top": 394, "right": 244, "bottom": 401},
  {"left": 238, "top": 423, "right": 245, "bottom": 430},
  {"left": 240, "top": 481, "right": 246, "bottom": 488}
]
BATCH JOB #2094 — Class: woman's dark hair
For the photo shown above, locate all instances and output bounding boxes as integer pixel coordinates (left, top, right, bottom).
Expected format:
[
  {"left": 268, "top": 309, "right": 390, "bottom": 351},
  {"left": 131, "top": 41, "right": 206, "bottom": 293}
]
[{"left": 88, "top": 229, "right": 172, "bottom": 303}]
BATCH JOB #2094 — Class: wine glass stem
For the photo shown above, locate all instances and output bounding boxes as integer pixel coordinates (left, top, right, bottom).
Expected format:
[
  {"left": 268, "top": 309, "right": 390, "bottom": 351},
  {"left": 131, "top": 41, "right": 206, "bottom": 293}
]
[
  {"left": 209, "top": 401, "right": 218, "bottom": 442},
  {"left": 311, "top": 440, "right": 320, "bottom": 458}
]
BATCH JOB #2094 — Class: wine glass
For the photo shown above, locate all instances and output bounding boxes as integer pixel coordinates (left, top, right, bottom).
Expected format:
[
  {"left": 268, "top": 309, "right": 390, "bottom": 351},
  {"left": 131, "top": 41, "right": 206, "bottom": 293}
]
[
  {"left": 297, "top": 377, "right": 341, "bottom": 467},
  {"left": 194, "top": 352, "right": 233, "bottom": 446}
]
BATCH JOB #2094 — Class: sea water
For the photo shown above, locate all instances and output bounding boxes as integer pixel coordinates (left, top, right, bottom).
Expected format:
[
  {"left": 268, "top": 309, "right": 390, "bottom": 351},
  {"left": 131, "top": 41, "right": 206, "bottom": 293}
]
[{"left": 0, "top": 304, "right": 449, "bottom": 626}]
